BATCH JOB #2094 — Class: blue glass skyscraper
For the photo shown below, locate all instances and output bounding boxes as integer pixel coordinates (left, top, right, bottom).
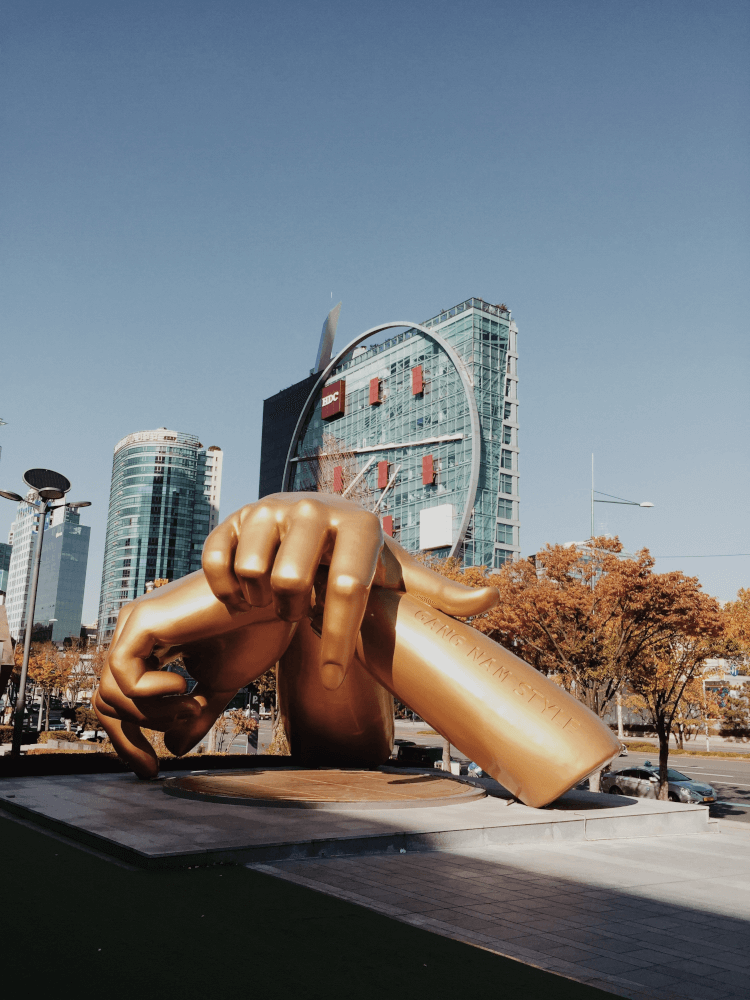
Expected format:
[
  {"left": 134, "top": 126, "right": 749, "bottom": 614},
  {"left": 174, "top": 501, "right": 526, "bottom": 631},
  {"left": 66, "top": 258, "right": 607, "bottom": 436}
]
[
  {"left": 34, "top": 505, "right": 90, "bottom": 643},
  {"left": 97, "top": 428, "right": 223, "bottom": 644}
]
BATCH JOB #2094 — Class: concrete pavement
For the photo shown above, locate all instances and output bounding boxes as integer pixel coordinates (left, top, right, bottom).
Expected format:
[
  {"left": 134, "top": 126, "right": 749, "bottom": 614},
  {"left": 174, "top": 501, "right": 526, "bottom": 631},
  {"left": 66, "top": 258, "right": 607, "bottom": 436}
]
[{"left": 253, "top": 825, "right": 750, "bottom": 1000}]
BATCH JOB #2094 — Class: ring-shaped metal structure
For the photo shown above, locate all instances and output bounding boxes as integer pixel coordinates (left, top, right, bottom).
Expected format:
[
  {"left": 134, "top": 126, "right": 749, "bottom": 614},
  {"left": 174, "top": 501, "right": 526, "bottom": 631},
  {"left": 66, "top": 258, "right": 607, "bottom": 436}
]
[{"left": 281, "top": 322, "right": 481, "bottom": 559}]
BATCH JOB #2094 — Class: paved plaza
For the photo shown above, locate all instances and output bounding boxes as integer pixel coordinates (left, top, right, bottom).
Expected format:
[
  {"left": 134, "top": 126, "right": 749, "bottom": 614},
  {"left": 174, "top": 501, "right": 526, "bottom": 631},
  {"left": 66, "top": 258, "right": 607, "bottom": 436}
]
[{"left": 253, "top": 825, "right": 750, "bottom": 1000}]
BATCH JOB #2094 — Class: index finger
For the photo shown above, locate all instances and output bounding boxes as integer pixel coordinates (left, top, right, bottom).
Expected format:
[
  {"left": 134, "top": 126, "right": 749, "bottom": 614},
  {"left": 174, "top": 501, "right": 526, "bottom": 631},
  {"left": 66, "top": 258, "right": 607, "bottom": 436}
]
[{"left": 319, "top": 513, "right": 383, "bottom": 690}]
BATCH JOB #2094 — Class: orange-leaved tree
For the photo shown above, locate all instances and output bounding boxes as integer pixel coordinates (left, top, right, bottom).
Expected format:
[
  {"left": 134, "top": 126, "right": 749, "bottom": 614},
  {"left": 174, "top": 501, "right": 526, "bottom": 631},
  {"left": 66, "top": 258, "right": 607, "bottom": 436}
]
[
  {"left": 27, "top": 642, "right": 72, "bottom": 731},
  {"left": 723, "top": 588, "right": 750, "bottom": 675},
  {"left": 441, "top": 538, "right": 705, "bottom": 720},
  {"left": 431, "top": 539, "right": 725, "bottom": 793},
  {"left": 627, "top": 591, "right": 725, "bottom": 797}
]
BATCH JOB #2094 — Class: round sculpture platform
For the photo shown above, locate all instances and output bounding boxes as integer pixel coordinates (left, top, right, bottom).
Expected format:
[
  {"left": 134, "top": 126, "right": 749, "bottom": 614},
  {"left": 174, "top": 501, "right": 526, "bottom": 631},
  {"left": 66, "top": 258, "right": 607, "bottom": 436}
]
[{"left": 162, "top": 768, "right": 486, "bottom": 810}]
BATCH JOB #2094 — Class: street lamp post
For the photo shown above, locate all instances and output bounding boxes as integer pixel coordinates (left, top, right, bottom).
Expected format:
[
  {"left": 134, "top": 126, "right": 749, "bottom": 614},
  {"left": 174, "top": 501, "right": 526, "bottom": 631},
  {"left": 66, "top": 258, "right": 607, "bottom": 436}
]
[
  {"left": 590, "top": 454, "right": 654, "bottom": 539},
  {"left": 0, "top": 469, "right": 91, "bottom": 762}
]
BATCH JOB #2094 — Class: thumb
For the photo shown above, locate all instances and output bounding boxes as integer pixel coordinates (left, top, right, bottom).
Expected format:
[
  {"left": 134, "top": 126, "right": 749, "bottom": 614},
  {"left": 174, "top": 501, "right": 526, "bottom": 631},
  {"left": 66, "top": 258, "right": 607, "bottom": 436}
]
[{"left": 381, "top": 537, "right": 499, "bottom": 618}]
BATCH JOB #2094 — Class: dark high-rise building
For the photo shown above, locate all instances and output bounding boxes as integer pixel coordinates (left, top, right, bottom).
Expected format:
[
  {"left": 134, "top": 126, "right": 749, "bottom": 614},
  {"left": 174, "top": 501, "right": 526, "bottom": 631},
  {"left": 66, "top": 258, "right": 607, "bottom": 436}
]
[{"left": 258, "top": 303, "right": 340, "bottom": 498}]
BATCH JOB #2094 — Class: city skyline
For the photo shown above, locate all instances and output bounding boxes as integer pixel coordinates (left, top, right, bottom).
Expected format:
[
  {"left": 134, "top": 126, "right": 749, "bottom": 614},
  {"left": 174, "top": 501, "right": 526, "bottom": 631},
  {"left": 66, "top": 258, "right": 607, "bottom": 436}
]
[{"left": 1, "top": 2, "right": 747, "bottom": 621}]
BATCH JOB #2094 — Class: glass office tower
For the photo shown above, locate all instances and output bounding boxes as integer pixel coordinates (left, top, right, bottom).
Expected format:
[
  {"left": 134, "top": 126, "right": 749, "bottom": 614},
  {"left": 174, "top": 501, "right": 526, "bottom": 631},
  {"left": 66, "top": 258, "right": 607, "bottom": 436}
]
[
  {"left": 283, "top": 298, "right": 520, "bottom": 570},
  {"left": 0, "top": 542, "right": 10, "bottom": 596},
  {"left": 34, "top": 505, "right": 90, "bottom": 642},
  {"left": 5, "top": 496, "right": 42, "bottom": 640},
  {"left": 97, "top": 428, "right": 223, "bottom": 644}
]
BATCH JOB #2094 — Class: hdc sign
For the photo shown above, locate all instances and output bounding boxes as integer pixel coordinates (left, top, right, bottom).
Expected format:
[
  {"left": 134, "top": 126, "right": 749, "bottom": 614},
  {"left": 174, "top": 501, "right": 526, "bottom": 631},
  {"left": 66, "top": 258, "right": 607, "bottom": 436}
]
[{"left": 321, "top": 379, "right": 346, "bottom": 420}]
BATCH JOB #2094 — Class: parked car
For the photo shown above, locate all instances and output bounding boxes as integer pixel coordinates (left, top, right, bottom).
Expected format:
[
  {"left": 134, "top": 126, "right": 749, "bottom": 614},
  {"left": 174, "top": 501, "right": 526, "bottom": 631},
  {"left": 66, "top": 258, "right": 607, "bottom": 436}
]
[
  {"left": 601, "top": 763, "right": 716, "bottom": 803},
  {"left": 396, "top": 743, "right": 444, "bottom": 767},
  {"left": 618, "top": 743, "right": 628, "bottom": 756}
]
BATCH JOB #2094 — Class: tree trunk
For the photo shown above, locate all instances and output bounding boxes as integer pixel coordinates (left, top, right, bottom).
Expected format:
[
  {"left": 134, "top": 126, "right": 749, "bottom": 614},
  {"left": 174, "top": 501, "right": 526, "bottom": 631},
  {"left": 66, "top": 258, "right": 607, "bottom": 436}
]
[
  {"left": 657, "top": 726, "right": 670, "bottom": 800},
  {"left": 589, "top": 768, "right": 602, "bottom": 793},
  {"left": 442, "top": 738, "right": 451, "bottom": 771},
  {"left": 36, "top": 689, "right": 45, "bottom": 731}
]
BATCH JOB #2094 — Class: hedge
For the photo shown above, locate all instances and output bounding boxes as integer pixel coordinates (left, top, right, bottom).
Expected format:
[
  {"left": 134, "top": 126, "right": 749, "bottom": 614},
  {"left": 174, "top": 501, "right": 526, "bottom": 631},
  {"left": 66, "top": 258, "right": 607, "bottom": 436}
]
[{"left": 38, "top": 730, "right": 79, "bottom": 743}]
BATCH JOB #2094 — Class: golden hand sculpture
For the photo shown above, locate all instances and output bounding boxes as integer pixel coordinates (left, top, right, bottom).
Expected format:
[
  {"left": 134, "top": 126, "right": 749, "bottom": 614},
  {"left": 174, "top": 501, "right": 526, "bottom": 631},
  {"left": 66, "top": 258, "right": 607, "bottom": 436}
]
[{"left": 95, "top": 493, "right": 620, "bottom": 806}]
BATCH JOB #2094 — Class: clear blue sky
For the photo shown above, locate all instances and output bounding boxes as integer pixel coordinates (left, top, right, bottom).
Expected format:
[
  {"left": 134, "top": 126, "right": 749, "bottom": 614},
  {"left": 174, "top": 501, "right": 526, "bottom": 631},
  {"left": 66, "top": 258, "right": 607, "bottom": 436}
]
[{"left": 2, "top": 0, "right": 748, "bottom": 623}]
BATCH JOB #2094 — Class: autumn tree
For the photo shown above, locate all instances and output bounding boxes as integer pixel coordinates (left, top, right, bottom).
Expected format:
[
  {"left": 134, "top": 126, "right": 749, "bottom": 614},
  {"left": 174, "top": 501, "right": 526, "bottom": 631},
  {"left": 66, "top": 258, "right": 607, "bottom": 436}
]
[
  {"left": 442, "top": 538, "right": 707, "bottom": 720},
  {"left": 27, "top": 642, "right": 72, "bottom": 731},
  {"left": 723, "top": 588, "right": 750, "bottom": 674},
  {"left": 214, "top": 708, "right": 258, "bottom": 752},
  {"left": 720, "top": 681, "right": 750, "bottom": 736},
  {"left": 627, "top": 598, "right": 725, "bottom": 796},
  {"left": 670, "top": 678, "right": 723, "bottom": 748},
  {"left": 433, "top": 538, "right": 727, "bottom": 794}
]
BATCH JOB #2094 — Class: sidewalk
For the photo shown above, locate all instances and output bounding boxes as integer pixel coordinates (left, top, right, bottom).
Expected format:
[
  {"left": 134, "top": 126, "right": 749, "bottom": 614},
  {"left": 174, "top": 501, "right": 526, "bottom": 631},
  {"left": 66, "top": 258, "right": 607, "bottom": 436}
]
[{"left": 253, "top": 826, "right": 750, "bottom": 1000}]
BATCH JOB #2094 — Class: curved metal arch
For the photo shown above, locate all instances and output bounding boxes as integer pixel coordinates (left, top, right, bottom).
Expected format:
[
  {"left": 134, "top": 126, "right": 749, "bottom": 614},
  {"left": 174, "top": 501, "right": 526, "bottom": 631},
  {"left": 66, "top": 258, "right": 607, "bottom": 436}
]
[{"left": 282, "top": 321, "right": 481, "bottom": 560}]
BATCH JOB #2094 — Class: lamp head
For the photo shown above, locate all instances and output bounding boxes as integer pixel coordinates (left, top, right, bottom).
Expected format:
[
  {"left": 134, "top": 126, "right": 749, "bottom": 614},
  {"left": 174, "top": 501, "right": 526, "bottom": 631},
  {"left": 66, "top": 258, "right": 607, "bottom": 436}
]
[
  {"left": 0, "top": 490, "right": 24, "bottom": 502},
  {"left": 66, "top": 501, "right": 92, "bottom": 508},
  {"left": 23, "top": 468, "right": 71, "bottom": 500},
  {"left": 38, "top": 486, "right": 66, "bottom": 500},
  {"left": 639, "top": 502, "right": 654, "bottom": 508}
]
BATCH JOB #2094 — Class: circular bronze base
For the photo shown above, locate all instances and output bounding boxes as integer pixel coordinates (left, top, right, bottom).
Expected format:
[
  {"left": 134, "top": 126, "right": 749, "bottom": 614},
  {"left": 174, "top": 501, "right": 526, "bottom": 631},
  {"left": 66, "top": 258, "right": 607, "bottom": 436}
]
[{"left": 162, "top": 768, "right": 485, "bottom": 810}]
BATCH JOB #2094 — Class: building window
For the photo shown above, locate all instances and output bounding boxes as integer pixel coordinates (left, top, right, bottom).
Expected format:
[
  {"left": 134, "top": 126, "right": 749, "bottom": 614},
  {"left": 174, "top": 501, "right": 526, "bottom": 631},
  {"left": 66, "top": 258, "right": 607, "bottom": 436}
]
[
  {"left": 496, "top": 523, "right": 514, "bottom": 545},
  {"left": 504, "top": 402, "right": 512, "bottom": 420},
  {"left": 494, "top": 549, "right": 512, "bottom": 569},
  {"left": 497, "top": 499, "right": 514, "bottom": 520},
  {"left": 501, "top": 450, "right": 513, "bottom": 470},
  {"left": 500, "top": 474, "right": 513, "bottom": 495},
  {"left": 502, "top": 425, "right": 512, "bottom": 445}
]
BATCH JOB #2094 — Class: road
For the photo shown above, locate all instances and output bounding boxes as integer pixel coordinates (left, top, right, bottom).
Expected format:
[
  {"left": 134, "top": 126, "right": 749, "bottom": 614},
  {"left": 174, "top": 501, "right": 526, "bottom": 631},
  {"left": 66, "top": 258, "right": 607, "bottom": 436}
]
[{"left": 611, "top": 749, "right": 750, "bottom": 825}]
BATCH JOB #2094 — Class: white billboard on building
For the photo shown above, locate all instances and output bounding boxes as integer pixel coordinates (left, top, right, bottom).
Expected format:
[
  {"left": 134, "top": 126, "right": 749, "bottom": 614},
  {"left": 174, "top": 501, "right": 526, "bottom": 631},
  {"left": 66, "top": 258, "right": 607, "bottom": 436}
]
[{"left": 419, "top": 504, "right": 453, "bottom": 550}]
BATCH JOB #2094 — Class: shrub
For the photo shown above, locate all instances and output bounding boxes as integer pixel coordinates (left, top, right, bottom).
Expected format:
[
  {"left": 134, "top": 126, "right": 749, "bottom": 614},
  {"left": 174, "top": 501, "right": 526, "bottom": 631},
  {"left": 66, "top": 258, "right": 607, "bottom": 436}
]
[
  {"left": 0, "top": 726, "right": 37, "bottom": 745},
  {"left": 39, "top": 730, "right": 78, "bottom": 743}
]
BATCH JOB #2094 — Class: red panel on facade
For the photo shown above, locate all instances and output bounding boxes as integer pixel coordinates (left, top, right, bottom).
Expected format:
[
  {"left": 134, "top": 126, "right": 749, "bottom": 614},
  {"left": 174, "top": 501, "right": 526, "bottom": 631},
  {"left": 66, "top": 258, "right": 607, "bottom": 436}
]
[
  {"left": 333, "top": 465, "right": 343, "bottom": 493},
  {"left": 377, "top": 460, "right": 389, "bottom": 489},
  {"left": 382, "top": 515, "right": 393, "bottom": 537},
  {"left": 322, "top": 379, "right": 346, "bottom": 420},
  {"left": 422, "top": 454, "right": 434, "bottom": 485},
  {"left": 369, "top": 377, "right": 382, "bottom": 405},
  {"left": 411, "top": 365, "right": 424, "bottom": 395}
]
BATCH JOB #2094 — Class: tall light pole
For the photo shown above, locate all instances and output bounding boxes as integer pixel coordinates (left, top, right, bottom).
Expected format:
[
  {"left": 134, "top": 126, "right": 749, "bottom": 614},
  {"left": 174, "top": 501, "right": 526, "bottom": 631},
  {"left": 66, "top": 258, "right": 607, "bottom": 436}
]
[
  {"left": 0, "top": 469, "right": 91, "bottom": 762},
  {"left": 589, "top": 456, "right": 654, "bottom": 737}
]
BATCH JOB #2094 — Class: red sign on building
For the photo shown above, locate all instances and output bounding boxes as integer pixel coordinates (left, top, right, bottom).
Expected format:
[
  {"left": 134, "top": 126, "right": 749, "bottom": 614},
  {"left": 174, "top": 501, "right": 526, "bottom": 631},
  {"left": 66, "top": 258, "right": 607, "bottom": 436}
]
[
  {"left": 382, "top": 515, "right": 394, "bottom": 537},
  {"left": 422, "top": 454, "right": 435, "bottom": 485},
  {"left": 369, "top": 377, "right": 382, "bottom": 405},
  {"left": 321, "top": 379, "right": 346, "bottom": 420},
  {"left": 333, "top": 465, "right": 343, "bottom": 493},
  {"left": 411, "top": 365, "right": 424, "bottom": 395},
  {"left": 377, "top": 460, "right": 389, "bottom": 489}
]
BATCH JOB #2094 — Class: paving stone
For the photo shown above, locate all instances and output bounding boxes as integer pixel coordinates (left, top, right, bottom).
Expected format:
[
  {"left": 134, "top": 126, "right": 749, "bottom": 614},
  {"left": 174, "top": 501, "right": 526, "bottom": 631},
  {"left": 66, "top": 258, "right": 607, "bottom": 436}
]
[{"left": 577, "top": 954, "right": 656, "bottom": 976}]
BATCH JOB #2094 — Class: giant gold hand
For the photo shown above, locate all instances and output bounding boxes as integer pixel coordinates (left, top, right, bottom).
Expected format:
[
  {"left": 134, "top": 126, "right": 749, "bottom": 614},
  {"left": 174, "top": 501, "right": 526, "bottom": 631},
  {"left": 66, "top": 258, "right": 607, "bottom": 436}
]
[{"left": 94, "top": 493, "right": 498, "bottom": 779}]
